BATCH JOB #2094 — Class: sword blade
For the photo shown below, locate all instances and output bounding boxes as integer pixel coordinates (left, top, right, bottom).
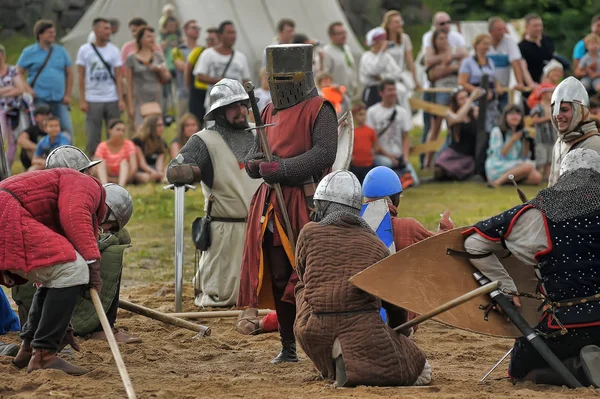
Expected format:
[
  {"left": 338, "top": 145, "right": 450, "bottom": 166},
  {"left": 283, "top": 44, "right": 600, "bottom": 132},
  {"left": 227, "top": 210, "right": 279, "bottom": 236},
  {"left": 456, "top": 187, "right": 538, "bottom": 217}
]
[{"left": 479, "top": 348, "right": 511, "bottom": 383}]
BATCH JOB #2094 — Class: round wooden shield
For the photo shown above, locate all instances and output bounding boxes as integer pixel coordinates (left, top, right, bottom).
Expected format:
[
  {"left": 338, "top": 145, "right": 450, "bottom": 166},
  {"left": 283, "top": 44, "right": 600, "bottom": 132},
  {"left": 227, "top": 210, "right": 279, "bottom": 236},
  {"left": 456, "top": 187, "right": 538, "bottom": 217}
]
[{"left": 332, "top": 111, "right": 354, "bottom": 171}]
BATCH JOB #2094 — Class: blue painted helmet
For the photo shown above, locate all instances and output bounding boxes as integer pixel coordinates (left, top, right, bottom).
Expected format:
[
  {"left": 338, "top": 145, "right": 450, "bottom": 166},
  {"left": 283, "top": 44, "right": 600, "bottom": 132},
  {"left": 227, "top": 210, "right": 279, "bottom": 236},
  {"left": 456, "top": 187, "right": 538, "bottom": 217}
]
[{"left": 362, "top": 166, "right": 403, "bottom": 198}]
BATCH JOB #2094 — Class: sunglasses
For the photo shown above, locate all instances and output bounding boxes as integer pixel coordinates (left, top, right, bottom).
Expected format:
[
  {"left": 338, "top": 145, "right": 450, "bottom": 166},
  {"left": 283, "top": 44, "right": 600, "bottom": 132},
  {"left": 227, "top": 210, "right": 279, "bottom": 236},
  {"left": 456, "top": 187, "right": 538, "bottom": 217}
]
[{"left": 438, "top": 21, "right": 450, "bottom": 26}]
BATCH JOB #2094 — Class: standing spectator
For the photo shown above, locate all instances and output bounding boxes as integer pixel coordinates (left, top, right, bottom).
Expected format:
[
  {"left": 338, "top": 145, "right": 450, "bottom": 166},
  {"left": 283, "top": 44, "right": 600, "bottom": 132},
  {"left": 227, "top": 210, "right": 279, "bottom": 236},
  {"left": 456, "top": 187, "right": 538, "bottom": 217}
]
[
  {"left": 485, "top": 105, "right": 541, "bottom": 188},
  {"left": 366, "top": 79, "right": 418, "bottom": 187},
  {"left": 17, "top": 104, "right": 50, "bottom": 170},
  {"left": 132, "top": 115, "right": 168, "bottom": 183},
  {"left": 487, "top": 16, "right": 527, "bottom": 112},
  {"left": 173, "top": 19, "right": 200, "bottom": 118},
  {"left": 30, "top": 116, "right": 70, "bottom": 170},
  {"left": 160, "top": 16, "right": 183, "bottom": 110},
  {"left": 0, "top": 44, "right": 25, "bottom": 168},
  {"left": 254, "top": 67, "right": 272, "bottom": 112},
  {"left": 292, "top": 33, "right": 323, "bottom": 74},
  {"left": 186, "top": 27, "right": 217, "bottom": 122},
  {"left": 262, "top": 19, "right": 296, "bottom": 66},
  {"left": 88, "top": 18, "right": 120, "bottom": 43},
  {"left": 169, "top": 113, "right": 199, "bottom": 159},
  {"left": 576, "top": 34, "right": 600, "bottom": 93},
  {"left": 458, "top": 33, "right": 499, "bottom": 133},
  {"left": 381, "top": 10, "right": 420, "bottom": 90},
  {"left": 350, "top": 102, "right": 394, "bottom": 183},
  {"left": 424, "top": 29, "right": 460, "bottom": 168},
  {"left": 530, "top": 86, "right": 556, "bottom": 180},
  {"left": 322, "top": 22, "right": 357, "bottom": 98},
  {"left": 159, "top": 3, "right": 178, "bottom": 32},
  {"left": 94, "top": 119, "right": 137, "bottom": 186},
  {"left": 518, "top": 14, "right": 555, "bottom": 86},
  {"left": 359, "top": 27, "right": 407, "bottom": 111},
  {"left": 434, "top": 88, "right": 485, "bottom": 181},
  {"left": 77, "top": 18, "right": 125, "bottom": 156},
  {"left": 421, "top": 12, "right": 468, "bottom": 167},
  {"left": 17, "top": 20, "right": 73, "bottom": 137},
  {"left": 193, "top": 21, "right": 251, "bottom": 109},
  {"left": 121, "top": 18, "right": 163, "bottom": 66},
  {"left": 572, "top": 15, "right": 600, "bottom": 72},
  {"left": 125, "top": 26, "right": 171, "bottom": 128}
]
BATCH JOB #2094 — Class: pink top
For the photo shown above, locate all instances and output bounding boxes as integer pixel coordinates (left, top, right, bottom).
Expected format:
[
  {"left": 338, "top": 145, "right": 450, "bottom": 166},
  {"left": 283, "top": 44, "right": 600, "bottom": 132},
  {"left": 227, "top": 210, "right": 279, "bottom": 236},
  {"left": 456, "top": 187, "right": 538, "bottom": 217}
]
[
  {"left": 121, "top": 41, "right": 164, "bottom": 65},
  {"left": 95, "top": 140, "right": 136, "bottom": 176}
]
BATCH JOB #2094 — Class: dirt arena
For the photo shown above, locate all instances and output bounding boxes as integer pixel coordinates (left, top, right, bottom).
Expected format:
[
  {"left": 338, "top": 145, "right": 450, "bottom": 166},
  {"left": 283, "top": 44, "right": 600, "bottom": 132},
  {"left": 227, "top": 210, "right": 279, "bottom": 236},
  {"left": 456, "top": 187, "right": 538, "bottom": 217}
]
[{"left": 1, "top": 283, "right": 598, "bottom": 398}]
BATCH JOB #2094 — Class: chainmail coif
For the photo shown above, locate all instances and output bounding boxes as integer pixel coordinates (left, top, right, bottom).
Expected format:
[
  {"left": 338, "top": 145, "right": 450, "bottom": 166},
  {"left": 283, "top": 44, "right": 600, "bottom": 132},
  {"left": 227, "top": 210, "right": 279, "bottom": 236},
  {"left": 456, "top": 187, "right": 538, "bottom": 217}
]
[
  {"left": 529, "top": 168, "right": 600, "bottom": 222},
  {"left": 314, "top": 200, "right": 374, "bottom": 231}
]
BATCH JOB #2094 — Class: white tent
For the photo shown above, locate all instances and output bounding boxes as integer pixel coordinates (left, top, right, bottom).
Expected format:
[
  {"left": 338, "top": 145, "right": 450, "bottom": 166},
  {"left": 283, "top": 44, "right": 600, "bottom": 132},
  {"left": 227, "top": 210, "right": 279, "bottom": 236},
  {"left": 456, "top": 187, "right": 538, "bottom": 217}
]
[{"left": 61, "top": 0, "right": 364, "bottom": 99}]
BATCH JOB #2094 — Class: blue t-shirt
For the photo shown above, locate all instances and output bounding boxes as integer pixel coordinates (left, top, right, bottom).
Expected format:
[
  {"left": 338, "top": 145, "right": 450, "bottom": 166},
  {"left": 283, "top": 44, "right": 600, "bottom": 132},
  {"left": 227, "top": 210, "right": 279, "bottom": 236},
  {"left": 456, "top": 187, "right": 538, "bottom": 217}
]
[
  {"left": 573, "top": 39, "right": 587, "bottom": 60},
  {"left": 17, "top": 43, "right": 72, "bottom": 102},
  {"left": 459, "top": 56, "right": 496, "bottom": 86},
  {"left": 34, "top": 133, "right": 71, "bottom": 158}
]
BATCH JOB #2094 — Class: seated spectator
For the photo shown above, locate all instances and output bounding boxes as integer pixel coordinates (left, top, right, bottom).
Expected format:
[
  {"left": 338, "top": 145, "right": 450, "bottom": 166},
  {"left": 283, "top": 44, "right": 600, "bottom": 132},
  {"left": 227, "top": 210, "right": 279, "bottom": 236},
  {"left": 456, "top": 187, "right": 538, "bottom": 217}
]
[
  {"left": 526, "top": 60, "right": 564, "bottom": 110},
  {"left": 572, "top": 15, "right": 600, "bottom": 72},
  {"left": 18, "top": 104, "right": 50, "bottom": 170},
  {"left": 458, "top": 33, "right": 499, "bottom": 133},
  {"left": 254, "top": 67, "right": 272, "bottom": 112},
  {"left": 0, "top": 44, "right": 25, "bottom": 168},
  {"left": 575, "top": 33, "right": 600, "bottom": 93},
  {"left": 366, "top": 79, "right": 418, "bottom": 188},
  {"left": 530, "top": 86, "right": 556, "bottom": 180},
  {"left": 485, "top": 105, "right": 541, "bottom": 188},
  {"left": 132, "top": 115, "right": 168, "bottom": 183},
  {"left": 169, "top": 113, "right": 199, "bottom": 159},
  {"left": 424, "top": 29, "right": 460, "bottom": 168},
  {"left": 591, "top": 93, "right": 600, "bottom": 127},
  {"left": 30, "top": 116, "right": 70, "bottom": 170},
  {"left": 94, "top": 119, "right": 137, "bottom": 186},
  {"left": 349, "top": 102, "right": 395, "bottom": 183},
  {"left": 316, "top": 72, "right": 350, "bottom": 116},
  {"left": 434, "top": 88, "right": 485, "bottom": 181}
]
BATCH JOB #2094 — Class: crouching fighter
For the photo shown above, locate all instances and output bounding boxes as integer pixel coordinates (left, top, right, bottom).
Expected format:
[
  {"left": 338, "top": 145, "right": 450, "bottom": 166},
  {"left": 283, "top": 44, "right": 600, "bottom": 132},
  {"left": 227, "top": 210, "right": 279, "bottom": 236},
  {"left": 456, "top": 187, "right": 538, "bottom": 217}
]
[
  {"left": 0, "top": 168, "right": 132, "bottom": 375},
  {"left": 167, "top": 78, "right": 261, "bottom": 307},
  {"left": 361, "top": 166, "right": 453, "bottom": 330},
  {"left": 239, "top": 44, "right": 338, "bottom": 363},
  {"left": 464, "top": 148, "right": 600, "bottom": 387},
  {"left": 294, "top": 170, "right": 432, "bottom": 387}
]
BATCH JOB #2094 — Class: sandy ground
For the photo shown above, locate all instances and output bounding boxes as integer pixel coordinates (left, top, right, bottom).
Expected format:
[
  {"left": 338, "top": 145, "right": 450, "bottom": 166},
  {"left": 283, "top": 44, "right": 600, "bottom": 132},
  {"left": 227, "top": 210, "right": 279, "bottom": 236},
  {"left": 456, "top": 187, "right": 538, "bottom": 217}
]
[{"left": 1, "top": 283, "right": 598, "bottom": 399}]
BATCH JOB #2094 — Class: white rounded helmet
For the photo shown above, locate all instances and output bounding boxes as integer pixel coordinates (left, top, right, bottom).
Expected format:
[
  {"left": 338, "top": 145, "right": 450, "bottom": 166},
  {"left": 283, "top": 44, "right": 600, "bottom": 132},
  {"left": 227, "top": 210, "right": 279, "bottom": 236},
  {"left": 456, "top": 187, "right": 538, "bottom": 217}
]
[
  {"left": 559, "top": 148, "right": 600, "bottom": 176},
  {"left": 204, "top": 78, "right": 250, "bottom": 121},
  {"left": 103, "top": 183, "right": 133, "bottom": 232},
  {"left": 313, "top": 170, "right": 363, "bottom": 210},
  {"left": 45, "top": 145, "right": 102, "bottom": 172},
  {"left": 550, "top": 76, "right": 590, "bottom": 133}
]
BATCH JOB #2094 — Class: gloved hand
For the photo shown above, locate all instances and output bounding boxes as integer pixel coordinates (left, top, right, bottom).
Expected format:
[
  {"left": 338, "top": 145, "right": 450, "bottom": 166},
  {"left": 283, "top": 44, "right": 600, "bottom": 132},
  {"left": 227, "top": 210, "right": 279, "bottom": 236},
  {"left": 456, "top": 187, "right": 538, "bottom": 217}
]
[
  {"left": 167, "top": 164, "right": 201, "bottom": 184},
  {"left": 258, "top": 156, "right": 286, "bottom": 184},
  {"left": 244, "top": 152, "right": 265, "bottom": 177},
  {"left": 84, "top": 260, "right": 102, "bottom": 298},
  {"left": 438, "top": 210, "right": 454, "bottom": 232}
]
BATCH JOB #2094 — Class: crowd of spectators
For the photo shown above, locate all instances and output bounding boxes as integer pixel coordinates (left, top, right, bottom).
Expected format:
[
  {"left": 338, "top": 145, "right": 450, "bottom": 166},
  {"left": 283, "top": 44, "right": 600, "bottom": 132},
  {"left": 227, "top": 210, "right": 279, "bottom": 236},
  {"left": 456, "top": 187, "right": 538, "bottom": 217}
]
[{"left": 2, "top": 6, "right": 600, "bottom": 190}]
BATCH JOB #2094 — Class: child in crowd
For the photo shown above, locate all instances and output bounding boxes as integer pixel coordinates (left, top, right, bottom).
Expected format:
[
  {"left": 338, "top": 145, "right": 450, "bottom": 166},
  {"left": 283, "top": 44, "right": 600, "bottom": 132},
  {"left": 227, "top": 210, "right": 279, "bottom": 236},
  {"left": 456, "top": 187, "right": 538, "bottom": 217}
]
[
  {"left": 30, "top": 116, "right": 71, "bottom": 171},
  {"left": 530, "top": 86, "right": 557, "bottom": 180},
  {"left": 527, "top": 60, "right": 564, "bottom": 110},
  {"left": 350, "top": 102, "right": 395, "bottom": 183},
  {"left": 17, "top": 104, "right": 50, "bottom": 170},
  {"left": 254, "top": 67, "right": 272, "bottom": 112},
  {"left": 316, "top": 72, "right": 350, "bottom": 116},
  {"left": 576, "top": 33, "right": 600, "bottom": 93}
]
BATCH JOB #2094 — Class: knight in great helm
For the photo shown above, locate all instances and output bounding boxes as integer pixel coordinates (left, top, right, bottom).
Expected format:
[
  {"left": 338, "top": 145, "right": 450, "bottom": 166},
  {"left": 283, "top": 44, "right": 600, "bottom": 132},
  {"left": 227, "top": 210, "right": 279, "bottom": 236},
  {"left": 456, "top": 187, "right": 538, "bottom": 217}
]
[
  {"left": 464, "top": 148, "right": 600, "bottom": 387},
  {"left": 167, "top": 78, "right": 261, "bottom": 308},
  {"left": 294, "top": 170, "right": 431, "bottom": 387},
  {"left": 238, "top": 44, "right": 338, "bottom": 363},
  {"left": 548, "top": 76, "right": 600, "bottom": 186}
]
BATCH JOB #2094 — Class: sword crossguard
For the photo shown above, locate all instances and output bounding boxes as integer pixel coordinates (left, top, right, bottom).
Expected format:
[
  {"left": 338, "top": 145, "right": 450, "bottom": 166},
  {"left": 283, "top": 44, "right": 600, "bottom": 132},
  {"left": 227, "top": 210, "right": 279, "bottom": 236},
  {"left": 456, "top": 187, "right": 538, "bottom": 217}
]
[
  {"left": 246, "top": 123, "right": 276, "bottom": 132},
  {"left": 163, "top": 184, "right": 197, "bottom": 191}
]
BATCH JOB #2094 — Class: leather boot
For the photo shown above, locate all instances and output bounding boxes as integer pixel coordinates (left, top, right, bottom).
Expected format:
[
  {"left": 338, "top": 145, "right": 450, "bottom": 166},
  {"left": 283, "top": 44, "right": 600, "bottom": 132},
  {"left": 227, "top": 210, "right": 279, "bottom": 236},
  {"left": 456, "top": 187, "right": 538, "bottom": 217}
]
[
  {"left": 12, "top": 340, "right": 32, "bottom": 369},
  {"left": 27, "top": 348, "right": 89, "bottom": 376},
  {"left": 271, "top": 340, "right": 298, "bottom": 364}
]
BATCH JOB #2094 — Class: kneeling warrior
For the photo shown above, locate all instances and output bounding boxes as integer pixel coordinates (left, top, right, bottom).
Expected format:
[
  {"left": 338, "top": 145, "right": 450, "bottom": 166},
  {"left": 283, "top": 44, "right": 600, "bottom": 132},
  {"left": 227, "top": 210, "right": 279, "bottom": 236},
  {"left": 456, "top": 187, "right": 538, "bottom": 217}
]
[
  {"left": 167, "top": 78, "right": 261, "bottom": 307},
  {"left": 0, "top": 169, "right": 133, "bottom": 375},
  {"left": 464, "top": 148, "right": 600, "bottom": 387},
  {"left": 294, "top": 170, "right": 432, "bottom": 387}
]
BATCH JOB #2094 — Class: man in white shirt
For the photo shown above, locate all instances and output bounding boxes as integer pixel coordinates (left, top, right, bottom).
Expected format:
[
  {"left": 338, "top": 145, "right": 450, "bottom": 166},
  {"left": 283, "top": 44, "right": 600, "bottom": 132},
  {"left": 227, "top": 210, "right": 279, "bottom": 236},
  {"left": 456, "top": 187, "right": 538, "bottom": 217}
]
[
  {"left": 366, "top": 79, "right": 419, "bottom": 186},
  {"left": 87, "top": 18, "right": 120, "bottom": 44},
  {"left": 486, "top": 16, "right": 526, "bottom": 112},
  {"left": 262, "top": 18, "right": 296, "bottom": 67},
  {"left": 193, "top": 21, "right": 251, "bottom": 110},
  {"left": 77, "top": 17, "right": 124, "bottom": 156},
  {"left": 322, "top": 21, "right": 358, "bottom": 97}
]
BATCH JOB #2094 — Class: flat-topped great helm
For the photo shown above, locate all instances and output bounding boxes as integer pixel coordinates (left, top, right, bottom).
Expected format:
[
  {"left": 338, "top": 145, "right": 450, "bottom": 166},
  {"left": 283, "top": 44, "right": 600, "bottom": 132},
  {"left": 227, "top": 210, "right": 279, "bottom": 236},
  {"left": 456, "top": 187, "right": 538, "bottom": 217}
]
[
  {"left": 551, "top": 76, "right": 590, "bottom": 133},
  {"left": 266, "top": 44, "right": 316, "bottom": 110},
  {"left": 204, "top": 78, "right": 250, "bottom": 121},
  {"left": 45, "top": 145, "right": 102, "bottom": 172}
]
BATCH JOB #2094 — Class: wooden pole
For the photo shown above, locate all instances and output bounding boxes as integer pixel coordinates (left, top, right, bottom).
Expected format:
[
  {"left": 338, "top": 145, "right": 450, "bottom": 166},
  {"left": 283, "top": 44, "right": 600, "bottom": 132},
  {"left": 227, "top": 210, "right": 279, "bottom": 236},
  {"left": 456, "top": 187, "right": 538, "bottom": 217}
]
[
  {"left": 394, "top": 281, "right": 501, "bottom": 332},
  {"left": 169, "top": 309, "right": 272, "bottom": 319},
  {"left": 90, "top": 289, "right": 137, "bottom": 399},
  {"left": 119, "top": 299, "right": 211, "bottom": 336}
]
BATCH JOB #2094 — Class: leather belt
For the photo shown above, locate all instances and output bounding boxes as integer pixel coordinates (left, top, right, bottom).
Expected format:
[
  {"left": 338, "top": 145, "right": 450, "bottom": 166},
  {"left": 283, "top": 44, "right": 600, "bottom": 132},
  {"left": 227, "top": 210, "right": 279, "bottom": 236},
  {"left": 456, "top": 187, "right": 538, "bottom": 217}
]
[{"left": 211, "top": 217, "right": 247, "bottom": 223}]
